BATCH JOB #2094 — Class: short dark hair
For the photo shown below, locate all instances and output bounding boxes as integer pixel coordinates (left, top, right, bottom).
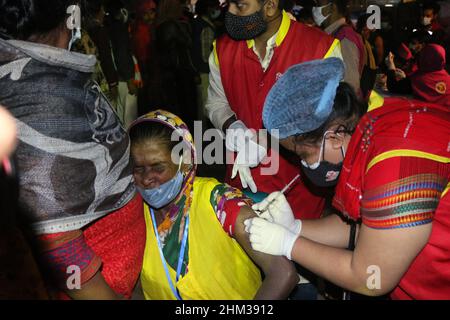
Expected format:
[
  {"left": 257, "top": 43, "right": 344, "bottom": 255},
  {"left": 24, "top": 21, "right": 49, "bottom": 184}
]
[
  {"left": 356, "top": 13, "right": 370, "bottom": 33},
  {"left": 409, "top": 29, "right": 432, "bottom": 44},
  {"left": 334, "top": 0, "right": 349, "bottom": 17},
  {"left": 0, "top": 0, "right": 83, "bottom": 40},
  {"left": 295, "top": 82, "right": 367, "bottom": 146},
  {"left": 423, "top": 1, "right": 440, "bottom": 15},
  {"left": 257, "top": 0, "right": 286, "bottom": 10}
]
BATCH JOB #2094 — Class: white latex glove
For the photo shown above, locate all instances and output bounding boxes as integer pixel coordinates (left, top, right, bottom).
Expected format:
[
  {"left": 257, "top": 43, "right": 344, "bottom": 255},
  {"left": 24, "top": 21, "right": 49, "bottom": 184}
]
[
  {"left": 226, "top": 120, "right": 267, "bottom": 193},
  {"left": 252, "top": 191, "right": 302, "bottom": 235},
  {"left": 244, "top": 217, "right": 298, "bottom": 260}
]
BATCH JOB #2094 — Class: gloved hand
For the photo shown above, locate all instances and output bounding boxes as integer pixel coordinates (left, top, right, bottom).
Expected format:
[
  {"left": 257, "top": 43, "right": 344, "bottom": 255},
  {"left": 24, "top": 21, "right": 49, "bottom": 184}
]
[
  {"left": 244, "top": 217, "right": 298, "bottom": 260},
  {"left": 252, "top": 191, "right": 302, "bottom": 235},
  {"left": 225, "top": 120, "right": 267, "bottom": 193}
]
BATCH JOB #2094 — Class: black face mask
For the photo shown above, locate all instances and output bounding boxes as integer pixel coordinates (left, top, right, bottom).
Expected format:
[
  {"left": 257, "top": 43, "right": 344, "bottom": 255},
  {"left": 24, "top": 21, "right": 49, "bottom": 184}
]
[
  {"left": 301, "top": 160, "right": 343, "bottom": 188},
  {"left": 300, "top": 130, "right": 347, "bottom": 188},
  {"left": 225, "top": 9, "right": 267, "bottom": 41}
]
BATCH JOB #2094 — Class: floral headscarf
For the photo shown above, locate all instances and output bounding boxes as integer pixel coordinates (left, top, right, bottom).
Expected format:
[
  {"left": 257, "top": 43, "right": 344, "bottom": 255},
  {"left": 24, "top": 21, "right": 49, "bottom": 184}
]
[{"left": 129, "top": 110, "right": 197, "bottom": 244}]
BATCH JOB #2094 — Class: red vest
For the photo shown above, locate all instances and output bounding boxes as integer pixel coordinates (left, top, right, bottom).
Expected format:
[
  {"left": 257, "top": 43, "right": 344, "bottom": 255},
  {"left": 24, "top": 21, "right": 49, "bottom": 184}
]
[{"left": 217, "top": 20, "right": 337, "bottom": 219}]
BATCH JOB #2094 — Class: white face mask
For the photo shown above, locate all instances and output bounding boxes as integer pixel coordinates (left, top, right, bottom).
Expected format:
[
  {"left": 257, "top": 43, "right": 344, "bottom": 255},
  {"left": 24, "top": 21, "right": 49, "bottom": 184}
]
[
  {"left": 422, "top": 17, "right": 432, "bottom": 26},
  {"left": 312, "top": 3, "right": 332, "bottom": 27}
]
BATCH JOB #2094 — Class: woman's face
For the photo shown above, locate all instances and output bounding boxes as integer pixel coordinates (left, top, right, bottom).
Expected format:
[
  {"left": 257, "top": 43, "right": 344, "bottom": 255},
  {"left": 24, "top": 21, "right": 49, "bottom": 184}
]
[{"left": 132, "top": 141, "right": 179, "bottom": 190}]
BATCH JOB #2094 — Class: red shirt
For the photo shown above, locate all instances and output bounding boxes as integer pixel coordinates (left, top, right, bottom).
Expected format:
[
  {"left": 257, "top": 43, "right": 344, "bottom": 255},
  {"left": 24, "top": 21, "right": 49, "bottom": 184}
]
[{"left": 334, "top": 97, "right": 450, "bottom": 299}]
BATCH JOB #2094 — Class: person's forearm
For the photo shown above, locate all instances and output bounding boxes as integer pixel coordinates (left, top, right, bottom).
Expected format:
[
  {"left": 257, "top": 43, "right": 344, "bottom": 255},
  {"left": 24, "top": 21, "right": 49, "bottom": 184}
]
[
  {"left": 235, "top": 207, "right": 297, "bottom": 299},
  {"left": 205, "top": 52, "right": 236, "bottom": 130},
  {"left": 291, "top": 236, "right": 382, "bottom": 296},
  {"left": 66, "top": 271, "right": 122, "bottom": 300},
  {"left": 253, "top": 257, "right": 297, "bottom": 300},
  {"left": 301, "top": 214, "right": 354, "bottom": 249}
]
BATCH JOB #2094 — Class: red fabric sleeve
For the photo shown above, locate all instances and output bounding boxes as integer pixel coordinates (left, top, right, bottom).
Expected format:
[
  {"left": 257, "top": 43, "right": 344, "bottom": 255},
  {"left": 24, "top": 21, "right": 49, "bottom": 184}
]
[
  {"left": 210, "top": 183, "right": 254, "bottom": 237},
  {"left": 361, "top": 156, "right": 449, "bottom": 229},
  {"left": 37, "top": 230, "right": 102, "bottom": 289}
]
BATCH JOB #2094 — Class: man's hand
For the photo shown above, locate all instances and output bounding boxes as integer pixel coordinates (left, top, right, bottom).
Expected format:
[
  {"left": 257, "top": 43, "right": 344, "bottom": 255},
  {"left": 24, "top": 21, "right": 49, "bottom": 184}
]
[
  {"left": 385, "top": 52, "right": 396, "bottom": 71},
  {"left": 252, "top": 192, "right": 302, "bottom": 235},
  {"left": 226, "top": 120, "right": 266, "bottom": 193},
  {"left": 244, "top": 217, "right": 298, "bottom": 260},
  {"left": 127, "top": 79, "right": 138, "bottom": 96}
]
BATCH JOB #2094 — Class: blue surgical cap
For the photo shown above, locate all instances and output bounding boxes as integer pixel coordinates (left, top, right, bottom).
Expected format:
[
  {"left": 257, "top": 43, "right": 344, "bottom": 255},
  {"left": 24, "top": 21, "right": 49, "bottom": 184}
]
[{"left": 263, "top": 58, "right": 345, "bottom": 139}]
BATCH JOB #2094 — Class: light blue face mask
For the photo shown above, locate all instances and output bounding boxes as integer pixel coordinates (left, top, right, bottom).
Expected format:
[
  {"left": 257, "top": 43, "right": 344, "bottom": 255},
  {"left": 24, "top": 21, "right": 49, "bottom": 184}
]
[{"left": 138, "top": 156, "right": 184, "bottom": 209}]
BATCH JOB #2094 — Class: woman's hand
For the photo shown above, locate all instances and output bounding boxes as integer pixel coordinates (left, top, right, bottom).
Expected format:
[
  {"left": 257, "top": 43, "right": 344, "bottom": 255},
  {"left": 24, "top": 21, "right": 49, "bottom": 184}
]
[
  {"left": 244, "top": 217, "right": 298, "bottom": 260},
  {"left": 252, "top": 192, "right": 302, "bottom": 235}
]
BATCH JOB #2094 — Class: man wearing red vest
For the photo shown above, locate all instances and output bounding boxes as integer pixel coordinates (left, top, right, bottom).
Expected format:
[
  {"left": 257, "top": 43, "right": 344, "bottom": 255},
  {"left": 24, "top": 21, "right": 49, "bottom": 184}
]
[{"left": 205, "top": 0, "right": 342, "bottom": 221}]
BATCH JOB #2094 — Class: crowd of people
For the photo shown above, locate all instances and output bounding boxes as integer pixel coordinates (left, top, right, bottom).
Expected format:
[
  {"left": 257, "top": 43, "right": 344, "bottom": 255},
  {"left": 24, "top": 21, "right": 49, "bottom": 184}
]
[{"left": 0, "top": 0, "right": 449, "bottom": 301}]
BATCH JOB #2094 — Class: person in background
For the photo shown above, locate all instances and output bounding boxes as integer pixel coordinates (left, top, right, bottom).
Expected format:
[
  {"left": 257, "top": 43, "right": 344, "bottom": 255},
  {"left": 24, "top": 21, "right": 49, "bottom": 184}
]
[
  {"left": 104, "top": 0, "right": 139, "bottom": 128},
  {"left": 409, "top": 43, "right": 450, "bottom": 107},
  {"left": 386, "top": 43, "right": 450, "bottom": 107},
  {"left": 246, "top": 58, "right": 450, "bottom": 300},
  {"left": 146, "top": 0, "right": 199, "bottom": 131},
  {"left": 312, "top": 0, "right": 365, "bottom": 98},
  {"left": 409, "top": 28, "right": 432, "bottom": 57},
  {"left": 356, "top": 13, "right": 378, "bottom": 100},
  {"left": 421, "top": 1, "right": 447, "bottom": 47},
  {"left": 129, "top": 110, "right": 297, "bottom": 300},
  {"left": 0, "top": 0, "right": 145, "bottom": 299},
  {"left": 85, "top": 0, "right": 122, "bottom": 106},
  {"left": 73, "top": 2, "right": 111, "bottom": 102},
  {"left": 385, "top": 43, "right": 416, "bottom": 96},
  {"left": 131, "top": 0, "right": 157, "bottom": 77},
  {"left": 191, "top": 0, "right": 218, "bottom": 121},
  {"left": 131, "top": 0, "right": 157, "bottom": 117}
]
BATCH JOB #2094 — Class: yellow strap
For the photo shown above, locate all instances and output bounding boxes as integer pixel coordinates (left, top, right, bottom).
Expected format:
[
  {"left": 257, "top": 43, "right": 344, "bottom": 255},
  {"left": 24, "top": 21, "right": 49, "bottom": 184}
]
[
  {"left": 366, "top": 149, "right": 450, "bottom": 174},
  {"left": 275, "top": 10, "right": 291, "bottom": 47},
  {"left": 324, "top": 39, "right": 340, "bottom": 59},
  {"left": 367, "top": 90, "right": 385, "bottom": 112},
  {"left": 212, "top": 40, "right": 219, "bottom": 67}
]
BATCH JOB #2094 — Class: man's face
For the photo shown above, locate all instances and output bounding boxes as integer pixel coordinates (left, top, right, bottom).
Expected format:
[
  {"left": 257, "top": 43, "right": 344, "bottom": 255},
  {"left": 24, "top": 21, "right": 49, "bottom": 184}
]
[
  {"left": 423, "top": 9, "right": 436, "bottom": 23},
  {"left": 228, "top": 0, "right": 265, "bottom": 16}
]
